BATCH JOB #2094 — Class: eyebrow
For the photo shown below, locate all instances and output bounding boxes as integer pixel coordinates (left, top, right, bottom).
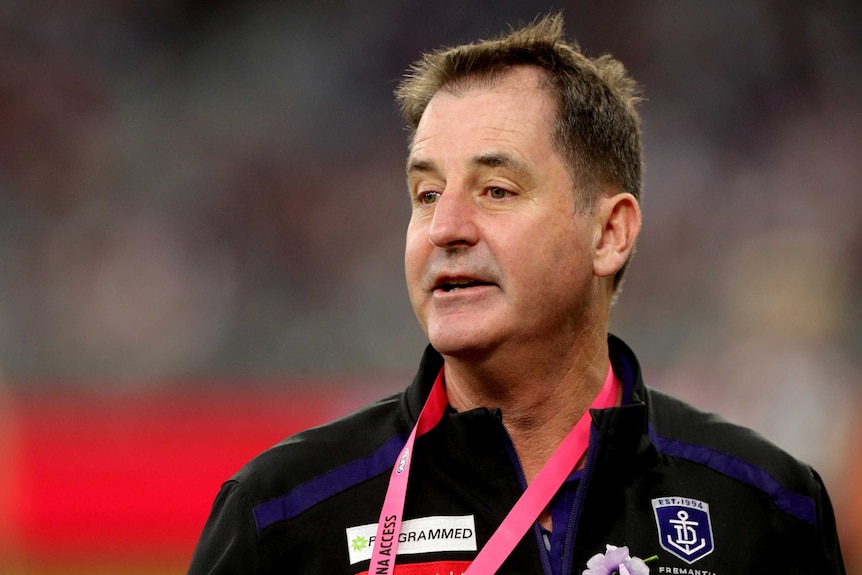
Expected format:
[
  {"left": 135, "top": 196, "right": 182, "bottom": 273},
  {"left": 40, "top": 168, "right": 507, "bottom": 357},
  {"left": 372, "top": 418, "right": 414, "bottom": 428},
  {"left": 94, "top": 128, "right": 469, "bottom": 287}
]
[
  {"left": 472, "top": 152, "right": 529, "bottom": 178},
  {"left": 406, "top": 152, "right": 532, "bottom": 181},
  {"left": 406, "top": 158, "right": 437, "bottom": 177}
]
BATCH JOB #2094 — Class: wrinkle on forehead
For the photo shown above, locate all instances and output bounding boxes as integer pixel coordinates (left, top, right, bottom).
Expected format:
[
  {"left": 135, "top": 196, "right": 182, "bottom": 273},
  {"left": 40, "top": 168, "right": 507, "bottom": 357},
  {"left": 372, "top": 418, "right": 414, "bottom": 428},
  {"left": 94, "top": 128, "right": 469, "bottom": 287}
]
[{"left": 408, "top": 66, "right": 555, "bottom": 152}]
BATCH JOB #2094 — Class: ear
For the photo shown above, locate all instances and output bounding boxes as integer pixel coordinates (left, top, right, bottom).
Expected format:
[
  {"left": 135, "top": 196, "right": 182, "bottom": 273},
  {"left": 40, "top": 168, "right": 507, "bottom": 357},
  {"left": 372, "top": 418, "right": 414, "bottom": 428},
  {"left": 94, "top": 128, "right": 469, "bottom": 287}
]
[{"left": 593, "top": 192, "right": 641, "bottom": 279}]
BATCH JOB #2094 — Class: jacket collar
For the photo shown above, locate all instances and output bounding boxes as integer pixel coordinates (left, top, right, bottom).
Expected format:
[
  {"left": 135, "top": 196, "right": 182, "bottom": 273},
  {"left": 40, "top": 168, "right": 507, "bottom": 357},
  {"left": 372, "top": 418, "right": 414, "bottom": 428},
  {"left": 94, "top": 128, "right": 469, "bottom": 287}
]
[
  {"left": 403, "top": 334, "right": 650, "bottom": 427},
  {"left": 402, "top": 343, "right": 445, "bottom": 427}
]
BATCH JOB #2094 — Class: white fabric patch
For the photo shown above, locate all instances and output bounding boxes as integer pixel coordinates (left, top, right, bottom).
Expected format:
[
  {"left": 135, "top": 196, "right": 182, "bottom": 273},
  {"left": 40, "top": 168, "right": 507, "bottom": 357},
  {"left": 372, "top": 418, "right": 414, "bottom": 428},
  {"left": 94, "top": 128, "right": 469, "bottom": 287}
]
[{"left": 345, "top": 515, "right": 477, "bottom": 565}]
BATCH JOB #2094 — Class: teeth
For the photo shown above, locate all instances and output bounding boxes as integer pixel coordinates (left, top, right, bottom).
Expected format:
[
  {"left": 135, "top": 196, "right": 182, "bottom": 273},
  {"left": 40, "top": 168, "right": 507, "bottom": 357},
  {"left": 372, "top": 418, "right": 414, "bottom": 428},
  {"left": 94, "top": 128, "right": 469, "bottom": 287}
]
[{"left": 441, "top": 279, "right": 480, "bottom": 292}]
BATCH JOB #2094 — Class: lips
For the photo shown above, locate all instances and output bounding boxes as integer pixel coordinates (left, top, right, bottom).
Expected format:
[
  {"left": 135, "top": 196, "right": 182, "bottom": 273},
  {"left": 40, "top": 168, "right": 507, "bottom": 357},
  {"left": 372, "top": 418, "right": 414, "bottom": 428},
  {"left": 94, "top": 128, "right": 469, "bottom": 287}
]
[{"left": 433, "top": 276, "right": 495, "bottom": 293}]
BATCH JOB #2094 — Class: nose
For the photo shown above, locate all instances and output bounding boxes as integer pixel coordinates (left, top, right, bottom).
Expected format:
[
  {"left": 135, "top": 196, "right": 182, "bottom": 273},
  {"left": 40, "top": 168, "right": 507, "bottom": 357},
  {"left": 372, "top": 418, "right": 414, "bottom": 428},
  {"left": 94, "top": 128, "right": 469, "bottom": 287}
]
[{"left": 427, "top": 188, "right": 479, "bottom": 248}]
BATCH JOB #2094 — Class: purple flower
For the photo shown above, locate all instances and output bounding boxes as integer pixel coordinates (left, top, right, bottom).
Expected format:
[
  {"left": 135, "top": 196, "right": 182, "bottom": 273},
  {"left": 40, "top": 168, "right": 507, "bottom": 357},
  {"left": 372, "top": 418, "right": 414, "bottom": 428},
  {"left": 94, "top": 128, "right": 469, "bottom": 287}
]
[{"left": 582, "top": 544, "right": 653, "bottom": 575}]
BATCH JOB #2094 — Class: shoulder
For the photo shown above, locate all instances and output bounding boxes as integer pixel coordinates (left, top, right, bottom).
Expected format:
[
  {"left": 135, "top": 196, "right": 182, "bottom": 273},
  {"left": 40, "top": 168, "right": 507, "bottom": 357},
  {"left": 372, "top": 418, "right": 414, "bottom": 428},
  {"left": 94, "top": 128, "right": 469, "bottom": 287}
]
[
  {"left": 228, "top": 345, "right": 443, "bottom": 503},
  {"left": 644, "top": 385, "right": 823, "bottom": 518},
  {"left": 612, "top": 335, "right": 822, "bottom": 504},
  {"left": 646, "top": 386, "right": 807, "bottom": 468},
  {"left": 232, "top": 390, "right": 409, "bottom": 506},
  {"left": 638, "top": 386, "right": 846, "bottom": 570},
  {"left": 189, "top": 390, "right": 416, "bottom": 573}
]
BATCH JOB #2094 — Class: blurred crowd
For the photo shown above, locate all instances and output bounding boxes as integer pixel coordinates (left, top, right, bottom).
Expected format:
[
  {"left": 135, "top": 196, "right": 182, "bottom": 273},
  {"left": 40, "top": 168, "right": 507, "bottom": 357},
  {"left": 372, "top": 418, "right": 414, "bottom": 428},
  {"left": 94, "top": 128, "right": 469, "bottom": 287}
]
[{"left": 0, "top": 0, "right": 860, "bottom": 569}]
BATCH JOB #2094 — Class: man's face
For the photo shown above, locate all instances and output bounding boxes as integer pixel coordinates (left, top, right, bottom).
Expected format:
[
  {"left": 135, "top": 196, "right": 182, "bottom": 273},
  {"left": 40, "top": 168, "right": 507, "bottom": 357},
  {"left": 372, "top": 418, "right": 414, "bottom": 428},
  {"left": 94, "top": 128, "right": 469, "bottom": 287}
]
[{"left": 404, "top": 67, "right": 603, "bottom": 359}]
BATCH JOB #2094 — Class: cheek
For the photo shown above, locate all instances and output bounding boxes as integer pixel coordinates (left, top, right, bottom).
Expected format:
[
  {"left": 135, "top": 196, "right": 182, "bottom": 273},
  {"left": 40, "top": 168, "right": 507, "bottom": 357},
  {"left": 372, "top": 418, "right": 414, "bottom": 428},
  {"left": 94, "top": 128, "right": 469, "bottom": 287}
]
[
  {"left": 403, "top": 228, "right": 432, "bottom": 332},
  {"left": 404, "top": 226, "right": 428, "bottom": 291},
  {"left": 520, "top": 225, "right": 592, "bottom": 291}
]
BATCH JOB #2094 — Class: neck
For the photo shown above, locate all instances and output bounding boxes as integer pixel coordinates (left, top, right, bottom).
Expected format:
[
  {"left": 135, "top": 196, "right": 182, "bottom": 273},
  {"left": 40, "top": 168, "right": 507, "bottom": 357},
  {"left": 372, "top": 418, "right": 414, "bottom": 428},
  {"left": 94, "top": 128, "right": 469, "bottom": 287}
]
[{"left": 443, "top": 330, "right": 610, "bottom": 485}]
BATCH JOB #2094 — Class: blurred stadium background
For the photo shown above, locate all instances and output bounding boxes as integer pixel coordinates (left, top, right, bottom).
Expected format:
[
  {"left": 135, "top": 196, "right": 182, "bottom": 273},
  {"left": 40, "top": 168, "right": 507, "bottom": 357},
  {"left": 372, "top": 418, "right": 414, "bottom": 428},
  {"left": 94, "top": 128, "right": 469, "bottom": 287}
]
[{"left": 0, "top": 1, "right": 860, "bottom": 573}]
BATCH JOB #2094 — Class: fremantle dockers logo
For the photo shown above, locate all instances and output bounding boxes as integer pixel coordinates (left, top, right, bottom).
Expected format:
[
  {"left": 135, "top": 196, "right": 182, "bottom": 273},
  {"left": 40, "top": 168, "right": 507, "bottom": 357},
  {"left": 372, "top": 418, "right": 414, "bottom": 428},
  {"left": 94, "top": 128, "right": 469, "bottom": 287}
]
[{"left": 651, "top": 497, "right": 714, "bottom": 564}]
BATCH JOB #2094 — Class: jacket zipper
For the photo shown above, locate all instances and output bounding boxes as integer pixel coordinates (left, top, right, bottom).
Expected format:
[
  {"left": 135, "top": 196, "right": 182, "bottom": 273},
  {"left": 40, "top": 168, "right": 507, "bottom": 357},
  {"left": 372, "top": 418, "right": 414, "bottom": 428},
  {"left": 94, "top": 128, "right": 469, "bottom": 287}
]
[
  {"left": 496, "top": 412, "right": 555, "bottom": 575},
  {"left": 559, "top": 424, "right": 599, "bottom": 575}
]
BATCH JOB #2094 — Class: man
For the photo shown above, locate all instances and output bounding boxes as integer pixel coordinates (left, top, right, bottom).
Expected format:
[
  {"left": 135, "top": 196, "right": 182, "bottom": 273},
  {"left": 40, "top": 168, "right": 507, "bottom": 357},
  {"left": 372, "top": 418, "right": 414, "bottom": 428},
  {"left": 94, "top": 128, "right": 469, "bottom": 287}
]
[{"left": 189, "top": 14, "right": 845, "bottom": 574}]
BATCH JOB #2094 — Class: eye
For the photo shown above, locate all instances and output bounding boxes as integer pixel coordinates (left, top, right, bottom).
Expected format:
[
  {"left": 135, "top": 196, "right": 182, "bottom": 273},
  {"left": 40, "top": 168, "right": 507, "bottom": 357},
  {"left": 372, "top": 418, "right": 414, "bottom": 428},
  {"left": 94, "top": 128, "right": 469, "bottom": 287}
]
[
  {"left": 487, "top": 186, "right": 511, "bottom": 200},
  {"left": 419, "top": 191, "right": 441, "bottom": 205}
]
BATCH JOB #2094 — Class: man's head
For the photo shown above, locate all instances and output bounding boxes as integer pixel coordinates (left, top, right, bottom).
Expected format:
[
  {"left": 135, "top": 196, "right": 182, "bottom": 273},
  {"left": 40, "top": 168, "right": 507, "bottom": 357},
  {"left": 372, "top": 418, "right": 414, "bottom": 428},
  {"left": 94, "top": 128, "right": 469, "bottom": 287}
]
[
  {"left": 396, "top": 12, "right": 643, "bottom": 294},
  {"left": 399, "top": 14, "right": 642, "bottom": 361}
]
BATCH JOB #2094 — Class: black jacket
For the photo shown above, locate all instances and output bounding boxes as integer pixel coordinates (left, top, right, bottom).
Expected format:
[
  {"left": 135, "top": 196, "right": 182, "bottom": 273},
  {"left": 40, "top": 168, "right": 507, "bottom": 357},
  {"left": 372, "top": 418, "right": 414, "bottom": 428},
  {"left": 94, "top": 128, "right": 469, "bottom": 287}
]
[{"left": 188, "top": 336, "right": 845, "bottom": 574}]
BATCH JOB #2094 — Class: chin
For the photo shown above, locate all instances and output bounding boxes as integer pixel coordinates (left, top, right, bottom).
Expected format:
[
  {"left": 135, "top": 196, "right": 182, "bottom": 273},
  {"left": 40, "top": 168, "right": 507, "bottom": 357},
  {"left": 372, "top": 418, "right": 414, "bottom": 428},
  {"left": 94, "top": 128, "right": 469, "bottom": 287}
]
[{"left": 427, "top": 325, "right": 498, "bottom": 359}]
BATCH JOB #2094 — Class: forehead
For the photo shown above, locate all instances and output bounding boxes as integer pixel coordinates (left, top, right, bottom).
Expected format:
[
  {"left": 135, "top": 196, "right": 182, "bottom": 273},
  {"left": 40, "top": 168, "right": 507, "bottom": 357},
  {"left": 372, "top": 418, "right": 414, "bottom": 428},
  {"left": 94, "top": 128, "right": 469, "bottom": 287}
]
[{"left": 408, "top": 67, "right": 560, "bottom": 169}]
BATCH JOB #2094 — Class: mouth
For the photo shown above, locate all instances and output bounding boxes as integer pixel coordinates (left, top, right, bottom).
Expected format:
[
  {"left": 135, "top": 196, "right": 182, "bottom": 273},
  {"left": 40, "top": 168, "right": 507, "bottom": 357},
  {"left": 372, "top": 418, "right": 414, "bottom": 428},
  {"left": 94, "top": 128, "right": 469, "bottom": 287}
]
[{"left": 434, "top": 277, "right": 495, "bottom": 293}]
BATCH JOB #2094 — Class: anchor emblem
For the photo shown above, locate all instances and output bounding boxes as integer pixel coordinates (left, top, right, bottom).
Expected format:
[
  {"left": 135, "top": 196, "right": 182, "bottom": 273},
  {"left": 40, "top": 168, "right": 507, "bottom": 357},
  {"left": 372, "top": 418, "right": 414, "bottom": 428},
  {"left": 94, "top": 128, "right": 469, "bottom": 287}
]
[
  {"left": 667, "top": 510, "right": 707, "bottom": 555},
  {"left": 652, "top": 497, "right": 714, "bottom": 564}
]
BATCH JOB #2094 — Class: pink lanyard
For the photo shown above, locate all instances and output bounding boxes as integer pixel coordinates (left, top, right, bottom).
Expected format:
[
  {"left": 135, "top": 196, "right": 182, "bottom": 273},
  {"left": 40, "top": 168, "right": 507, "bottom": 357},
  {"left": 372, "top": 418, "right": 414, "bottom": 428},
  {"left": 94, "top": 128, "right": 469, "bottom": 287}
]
[{"left": 369, "top": 363, "right": 619, "bottom": 575}]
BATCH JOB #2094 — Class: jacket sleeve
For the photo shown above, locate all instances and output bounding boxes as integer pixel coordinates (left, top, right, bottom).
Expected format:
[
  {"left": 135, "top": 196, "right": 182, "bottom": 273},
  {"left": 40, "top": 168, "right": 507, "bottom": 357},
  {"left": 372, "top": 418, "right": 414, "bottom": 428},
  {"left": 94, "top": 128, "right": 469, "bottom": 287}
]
[
  {"left": 813, "top": 469, "right": 847, "bottom": 574},
  {"left": 188, "top": 480, "right": 262, "bottom": 575}
]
